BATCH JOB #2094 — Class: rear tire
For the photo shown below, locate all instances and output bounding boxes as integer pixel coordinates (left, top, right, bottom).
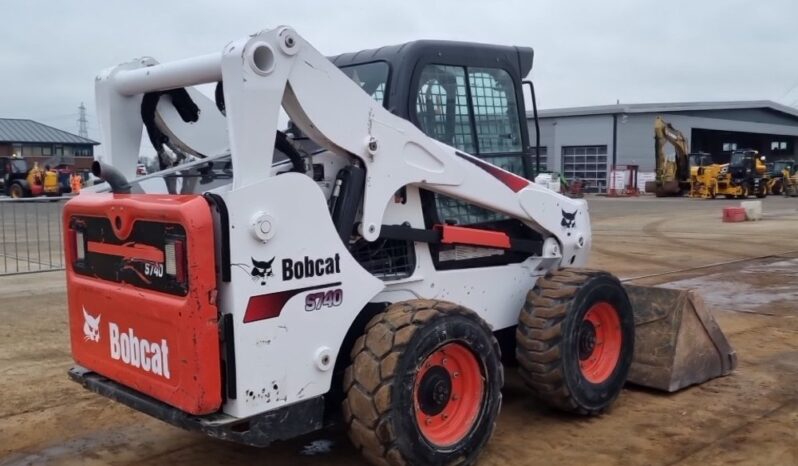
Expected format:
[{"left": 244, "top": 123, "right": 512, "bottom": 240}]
[
  {"left": 8, "top": 183, "right": 24, "bottom": 199},
  {"left": 516, "top": 269, "right": 635, "bottom": 415},
  {"left": 343, "top": 300, "right": 502, "bottom": 466}
]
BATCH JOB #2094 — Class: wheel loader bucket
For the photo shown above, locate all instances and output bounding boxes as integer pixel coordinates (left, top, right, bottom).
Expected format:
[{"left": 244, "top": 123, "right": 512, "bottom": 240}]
[{"left": 623, "top": 285, "right": 737, "bottom": 392}]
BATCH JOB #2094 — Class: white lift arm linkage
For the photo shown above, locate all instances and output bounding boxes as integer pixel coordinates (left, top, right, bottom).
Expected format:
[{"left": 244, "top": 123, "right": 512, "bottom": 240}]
[{"left": 95, "top": 26, "right": 588, "bottom": 259}]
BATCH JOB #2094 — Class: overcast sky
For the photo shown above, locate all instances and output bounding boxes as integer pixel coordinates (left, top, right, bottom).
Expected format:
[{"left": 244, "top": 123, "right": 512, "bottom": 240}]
[{"left": 2, "top": 0, "right": 798, "bottom": 144}]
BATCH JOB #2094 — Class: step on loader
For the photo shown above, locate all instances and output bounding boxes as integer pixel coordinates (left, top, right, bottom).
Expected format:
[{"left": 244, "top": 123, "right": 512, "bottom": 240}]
[{"left": 64, "top": 27, "right": 735, "bottom": 465}]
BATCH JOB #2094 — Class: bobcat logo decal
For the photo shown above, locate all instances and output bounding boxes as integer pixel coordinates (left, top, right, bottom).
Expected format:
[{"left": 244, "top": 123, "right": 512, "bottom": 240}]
[
  {"left": 561, "top": 209, "right": 577, "bottom": 229},
  {"left": 82, "top": 308, "right": 101, "bottom": 343},
  {"left": 251, "top": 257, "right": 275, "bottom": 285}
]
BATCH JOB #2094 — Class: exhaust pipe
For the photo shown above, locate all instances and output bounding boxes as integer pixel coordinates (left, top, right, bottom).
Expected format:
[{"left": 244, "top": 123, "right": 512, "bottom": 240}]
[{"left": 91, "top": 161, "right": 131, "bottom": 194}]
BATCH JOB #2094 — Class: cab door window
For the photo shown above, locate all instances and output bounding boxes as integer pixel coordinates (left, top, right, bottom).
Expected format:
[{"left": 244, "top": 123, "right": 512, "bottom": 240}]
[
  {"left": 468, "top": 67, "right": 522, "bottom": 154},
  {"left": 414, "top": 64, "right": 525, "bottom": 177},
  {"left": 415, "top": 65, "right": 475, "bottom": 153},
  {"left": 340, "top": 61, "right": 390, "bottom": 105}
]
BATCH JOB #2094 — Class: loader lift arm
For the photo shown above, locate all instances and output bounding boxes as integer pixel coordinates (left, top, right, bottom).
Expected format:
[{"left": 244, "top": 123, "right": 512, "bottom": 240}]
[{"left": 95, "top": 26, "right": 586, "bottom": 258}]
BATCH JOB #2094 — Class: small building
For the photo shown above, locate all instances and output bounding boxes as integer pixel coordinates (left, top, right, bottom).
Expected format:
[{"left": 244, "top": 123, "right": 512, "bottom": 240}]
[
  {"left": 527, "top": 100, "right": 798, "bottom": 192},
  {"left": 0, "top": 118, "right": 99, "bottom": 171}
]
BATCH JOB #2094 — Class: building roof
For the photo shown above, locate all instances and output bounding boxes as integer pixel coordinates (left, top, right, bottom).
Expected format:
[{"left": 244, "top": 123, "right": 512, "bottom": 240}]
[
  {"left": 527, "top": 100, "right": 798, "bottom": 120},
  {"left": 0, "top": 118, "right": 99, "bottom": 145}
]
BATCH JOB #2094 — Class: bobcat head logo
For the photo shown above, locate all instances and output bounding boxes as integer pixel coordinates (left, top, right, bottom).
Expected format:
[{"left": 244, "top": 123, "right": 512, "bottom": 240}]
[
  {"left": 82, "top": 308, "right": 101, "bottom": 343},
  {"left": 561, "top": 209, "right": 577, "bottom": 229},
  {"left": 251, "top": 257, "right": 275, "bottom": 285}
]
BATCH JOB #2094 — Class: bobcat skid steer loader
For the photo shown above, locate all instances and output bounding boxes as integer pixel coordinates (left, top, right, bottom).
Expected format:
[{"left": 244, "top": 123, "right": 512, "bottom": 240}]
[{"left": 64, "top": 27, "right": 735, "bottom": 465}]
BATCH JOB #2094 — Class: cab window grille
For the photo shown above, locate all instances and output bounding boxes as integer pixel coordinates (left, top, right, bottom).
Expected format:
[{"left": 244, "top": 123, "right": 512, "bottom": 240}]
[
  {"left": 414, "top": 65, "right": 526, "bottom": 178},
  {"left": 415, "top": 65, "right": 475, "bottom": 153},
  {"left": 350, "top": 237, "right": 415, "bottom": 280},
  {"left": 468, "top": 67, "right": 522, "bottom": 155},
  {"left": 435, "top": 193, "right": 507, "bottom": 225}
]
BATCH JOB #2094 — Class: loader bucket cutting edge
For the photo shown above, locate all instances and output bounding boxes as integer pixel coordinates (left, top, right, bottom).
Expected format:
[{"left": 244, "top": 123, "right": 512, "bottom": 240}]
[{"left": 623, "top": 284, "right": 737, "bottom": 392}]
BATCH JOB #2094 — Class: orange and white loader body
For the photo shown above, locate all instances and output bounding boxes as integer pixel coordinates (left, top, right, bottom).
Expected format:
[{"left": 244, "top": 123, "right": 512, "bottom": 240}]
[{"left": 66, "top": 26, "right": 590, "bottom": 445}]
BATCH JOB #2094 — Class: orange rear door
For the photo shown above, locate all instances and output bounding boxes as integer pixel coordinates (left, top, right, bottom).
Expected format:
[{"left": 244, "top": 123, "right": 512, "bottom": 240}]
[{"left": 64, "top": 194, "right": 221, "bottom": 415}]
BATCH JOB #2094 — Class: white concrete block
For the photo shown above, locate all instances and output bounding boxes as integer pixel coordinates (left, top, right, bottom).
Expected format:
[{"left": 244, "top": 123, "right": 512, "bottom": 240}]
[{"left": 740, "top": 200, "right": 762, "bottom": 221}]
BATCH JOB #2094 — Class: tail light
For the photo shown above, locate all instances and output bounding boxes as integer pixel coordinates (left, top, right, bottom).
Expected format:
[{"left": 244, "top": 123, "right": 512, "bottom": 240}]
[
  {"left": 76, "top": 231, "right": 86, "bottom": 261},
  {"left": 165, "top": 238, "right": 186, "bottom": 283},
  {"left": 243, "top": 294, "right": 284, "bottom": 323},
  {"left": 68, "top": 228, "right": 86, "bottom": 262}
]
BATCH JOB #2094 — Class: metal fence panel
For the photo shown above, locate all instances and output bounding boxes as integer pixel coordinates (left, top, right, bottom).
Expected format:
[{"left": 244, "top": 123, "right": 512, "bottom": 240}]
[{"left": 0, "top": 198, "right": 65, "bottom": 275}]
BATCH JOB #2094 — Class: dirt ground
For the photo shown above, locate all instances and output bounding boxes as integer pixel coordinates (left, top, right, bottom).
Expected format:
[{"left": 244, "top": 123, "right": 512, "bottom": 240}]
[{"left": 1, "top": 196, "right": 797, "bottom": 465}]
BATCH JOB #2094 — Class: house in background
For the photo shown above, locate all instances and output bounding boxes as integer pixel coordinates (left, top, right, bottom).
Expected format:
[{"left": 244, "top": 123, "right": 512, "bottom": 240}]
[{"left": 0, "top": 118, "right": 98, "bottom": 172}]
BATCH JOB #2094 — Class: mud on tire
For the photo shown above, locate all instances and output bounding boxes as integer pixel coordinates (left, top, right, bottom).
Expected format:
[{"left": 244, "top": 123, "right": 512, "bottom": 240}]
[
  {"left": 343, "top": 299, "right": 503, "bottom": 466},
  {"left": 516, "top": 269, "right": 634, "bottom": 415}
]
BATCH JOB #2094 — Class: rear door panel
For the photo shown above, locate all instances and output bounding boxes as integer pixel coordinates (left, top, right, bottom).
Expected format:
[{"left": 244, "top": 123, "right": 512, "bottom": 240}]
[{"left": 64, "top": 194, "right": 221, "bottom": 415}]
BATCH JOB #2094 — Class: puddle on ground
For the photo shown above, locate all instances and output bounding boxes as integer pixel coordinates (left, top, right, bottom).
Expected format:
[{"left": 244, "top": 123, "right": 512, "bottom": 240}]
[
  {"left": 662, "top": 259, "right": 798, "bottom": 315},
  {"left": 0, "top": 424, "right": 157, "bottom": 466},
  {"left": 299, "top": 439, "right": 334, "bottom": 456}
]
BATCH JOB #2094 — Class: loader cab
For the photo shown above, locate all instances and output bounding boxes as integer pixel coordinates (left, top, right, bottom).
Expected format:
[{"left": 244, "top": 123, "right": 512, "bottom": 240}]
[
  {"left": 770, "top": 160, "right": 794, "bottom": 177},
  {"left": 729, "top": 150, "right": 754, "bottom": 167},
  {"left": 330, "top": 41, "right": 536, "bottom": 179},
  {"left": 688, "top": 153, "right": 713, "bottom": 168},
  {"left": 729, "top": 150, "right": 762, "bottom": 176}
]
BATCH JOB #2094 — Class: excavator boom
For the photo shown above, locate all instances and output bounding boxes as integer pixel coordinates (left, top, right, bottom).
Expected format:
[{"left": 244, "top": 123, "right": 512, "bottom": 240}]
[{"left": 650, "top": 116, "right": 690, "bottom": 196}]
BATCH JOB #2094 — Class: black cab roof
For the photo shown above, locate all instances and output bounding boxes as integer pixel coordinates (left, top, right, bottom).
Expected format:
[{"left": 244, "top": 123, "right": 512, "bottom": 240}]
[{"left": 330, "top": 40, "right": 534, "bottom": 117}]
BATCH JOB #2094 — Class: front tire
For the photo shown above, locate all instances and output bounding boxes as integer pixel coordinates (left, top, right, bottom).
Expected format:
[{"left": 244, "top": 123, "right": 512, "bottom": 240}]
[
  {"left": 516, "top": 269, "right": 635, "bottom": 415},
  {"left": 736, "top": 185, "right": 749, "bottom": 199},
  {"left": 343, "top": 300, "right": 503, "bottom": 466}
]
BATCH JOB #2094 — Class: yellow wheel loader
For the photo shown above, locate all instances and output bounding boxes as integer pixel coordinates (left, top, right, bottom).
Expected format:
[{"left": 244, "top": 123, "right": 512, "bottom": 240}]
[{"left": 716, "top": 149, "right": 769, "bottom": 199}]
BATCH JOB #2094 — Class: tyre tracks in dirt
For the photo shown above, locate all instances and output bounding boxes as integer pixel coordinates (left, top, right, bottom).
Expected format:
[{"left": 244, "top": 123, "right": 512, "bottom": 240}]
[{"left": 592, "top": 212, "right": 795, "bottom": 273}]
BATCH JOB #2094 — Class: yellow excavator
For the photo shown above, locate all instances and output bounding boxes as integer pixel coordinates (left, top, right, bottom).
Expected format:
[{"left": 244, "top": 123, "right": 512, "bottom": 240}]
[{"left": 648, "top": 116, "right": 691, "bottom": 196}]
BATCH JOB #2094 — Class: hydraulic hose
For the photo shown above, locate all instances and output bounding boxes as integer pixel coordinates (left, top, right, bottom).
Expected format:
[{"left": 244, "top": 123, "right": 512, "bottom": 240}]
[{"left": 91, "top": 161, "right": 131, "bottom": 194}]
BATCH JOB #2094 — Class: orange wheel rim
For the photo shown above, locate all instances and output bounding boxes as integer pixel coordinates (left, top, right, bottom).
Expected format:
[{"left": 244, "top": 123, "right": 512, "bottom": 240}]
[
  {"left": 578, "top": 302, "right": 622, "bottom": 384},
  {"left": 413, "top": 342, "right": 484, "bottom": 447}
]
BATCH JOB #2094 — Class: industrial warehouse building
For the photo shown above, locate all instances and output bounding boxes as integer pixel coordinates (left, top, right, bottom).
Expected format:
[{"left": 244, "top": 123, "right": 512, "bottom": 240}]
[
  {"left": 526, "top": 100, "right": 798, "bottom": 192},
  {"left": 0, "top": 118, "right": 98, "bottom": 171}
]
